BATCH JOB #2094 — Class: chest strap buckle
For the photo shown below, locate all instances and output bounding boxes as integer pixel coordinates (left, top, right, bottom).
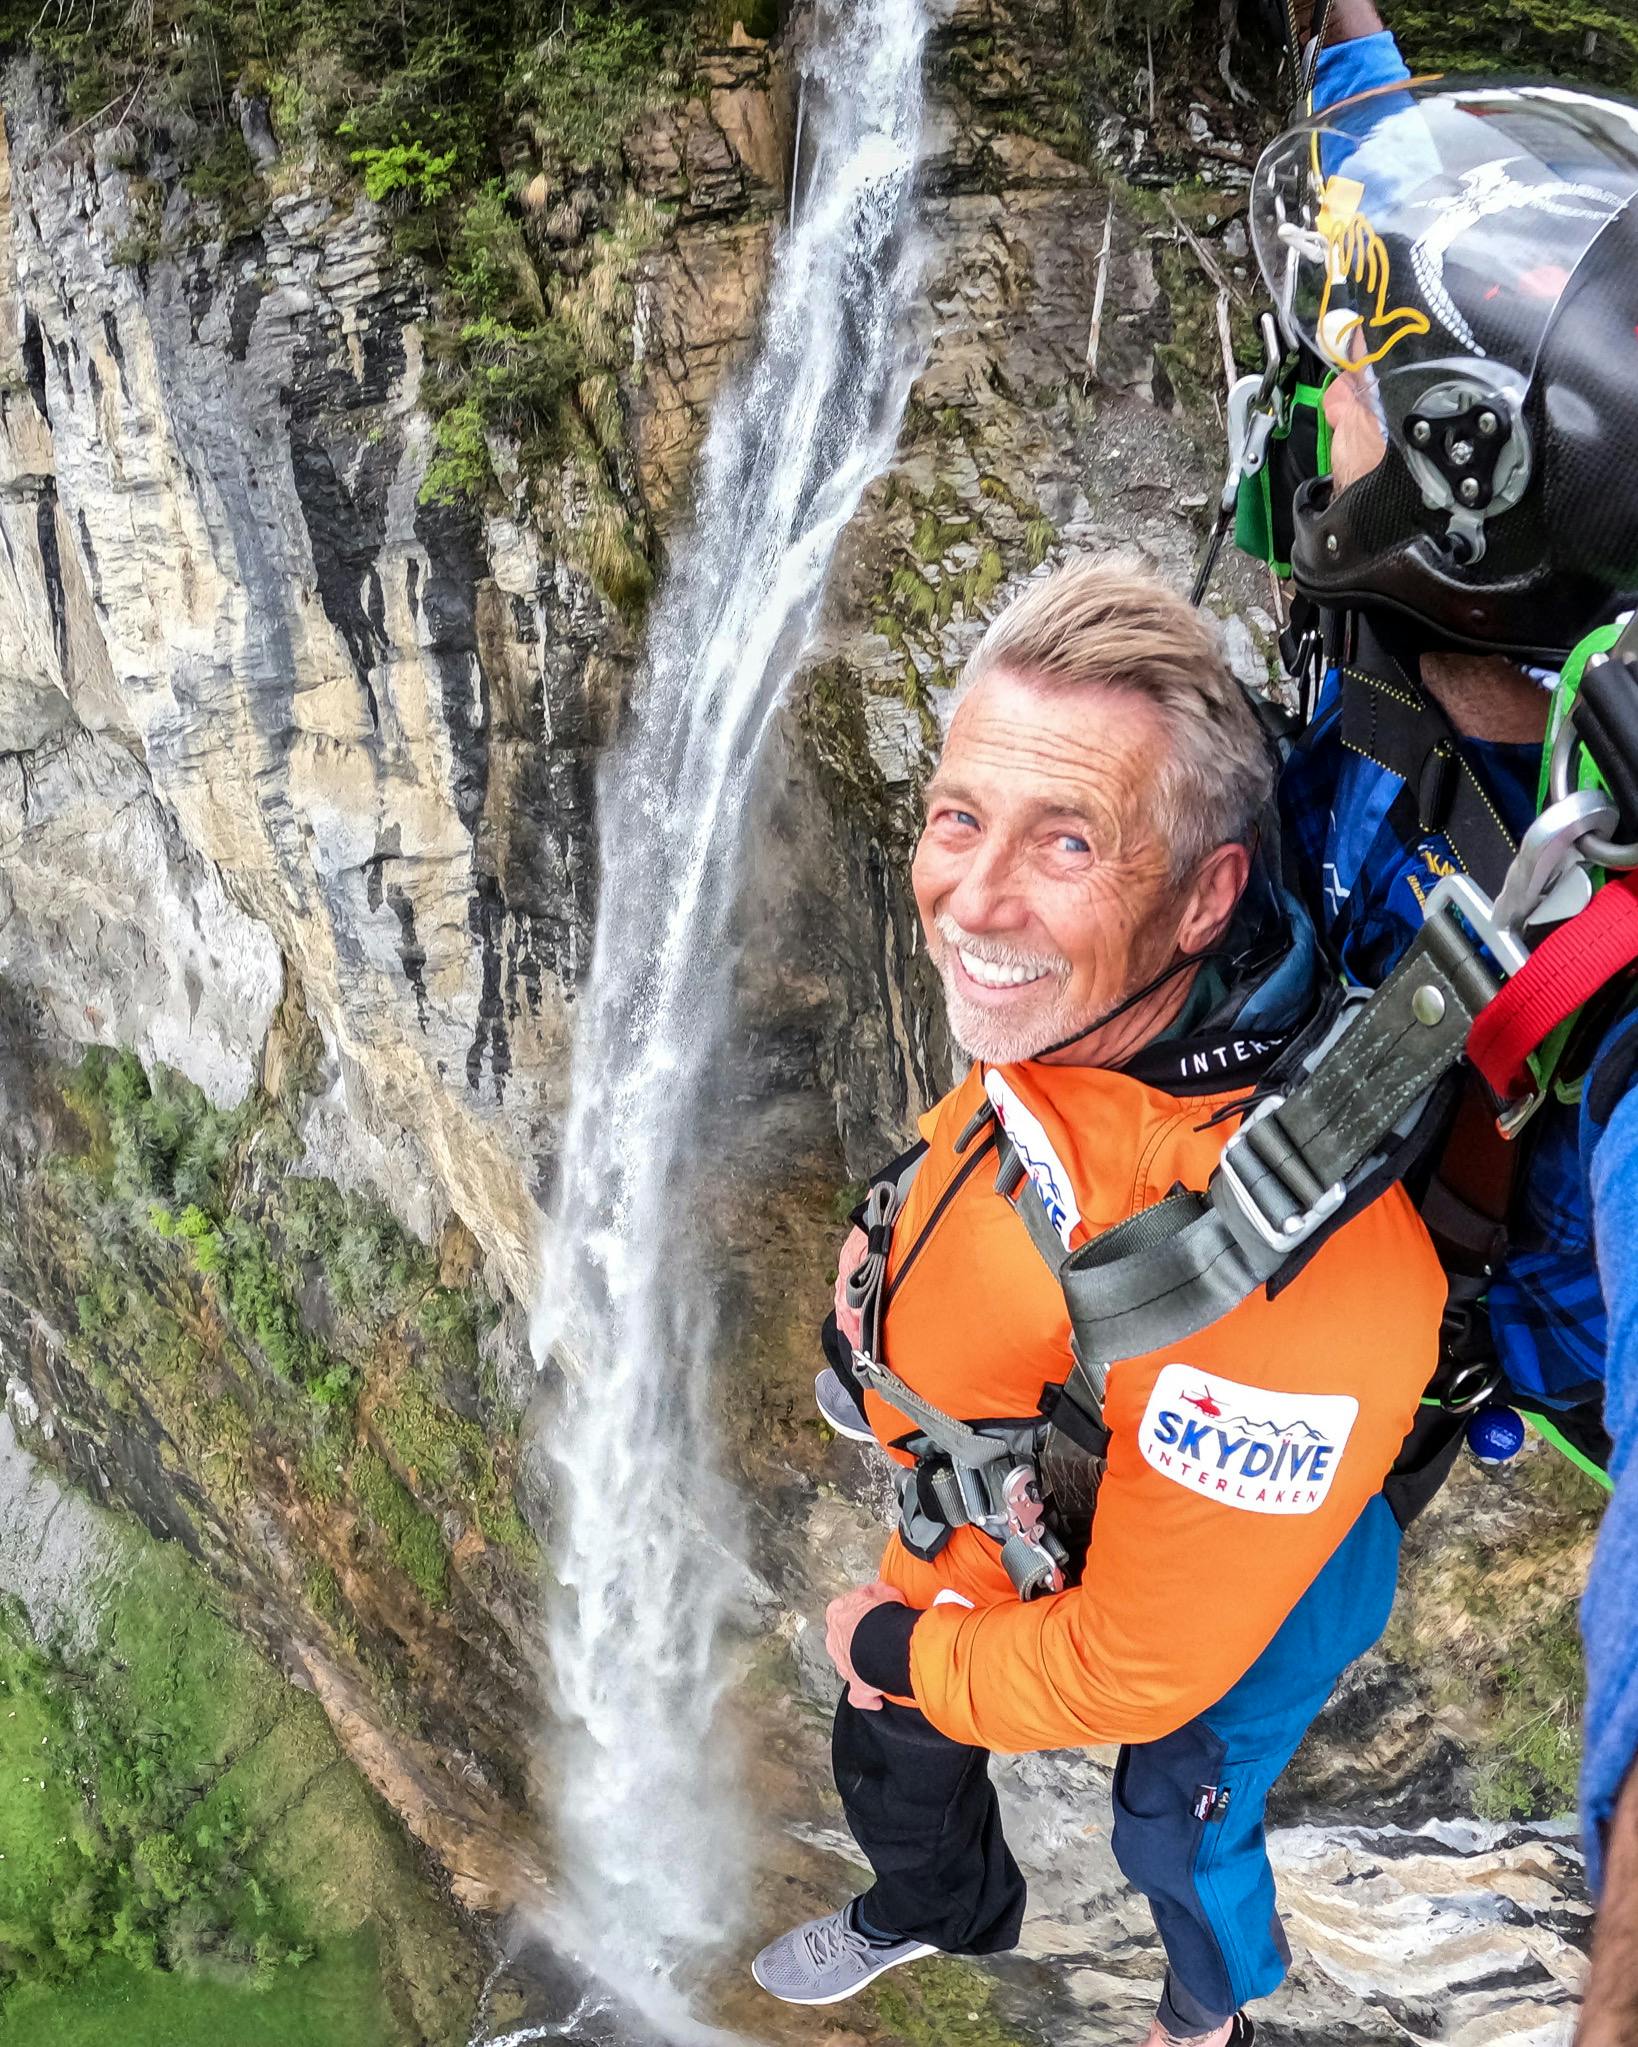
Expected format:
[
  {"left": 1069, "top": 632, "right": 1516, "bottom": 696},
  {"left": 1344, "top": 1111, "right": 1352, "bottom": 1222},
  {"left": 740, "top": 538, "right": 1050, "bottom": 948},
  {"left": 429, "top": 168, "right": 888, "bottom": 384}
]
[{"left": 1215, "top": 1092, "right": 1347, "bottom": 1255}]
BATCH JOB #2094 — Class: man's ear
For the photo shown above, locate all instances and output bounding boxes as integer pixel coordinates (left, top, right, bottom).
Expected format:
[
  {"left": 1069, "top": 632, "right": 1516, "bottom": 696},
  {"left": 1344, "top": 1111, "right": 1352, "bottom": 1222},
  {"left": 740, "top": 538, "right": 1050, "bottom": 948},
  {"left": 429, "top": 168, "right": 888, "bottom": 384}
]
[{"left": 1176, "top": 841, "right": 1251, "bottom": 956}]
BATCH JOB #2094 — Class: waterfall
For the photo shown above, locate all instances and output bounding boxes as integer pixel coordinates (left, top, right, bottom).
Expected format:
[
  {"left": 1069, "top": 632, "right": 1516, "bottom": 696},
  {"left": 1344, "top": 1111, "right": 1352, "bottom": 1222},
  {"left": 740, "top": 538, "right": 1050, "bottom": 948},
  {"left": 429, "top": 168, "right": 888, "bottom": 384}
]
[{"left": 529, "top": 0, "right": 929, "bottom": 2029}]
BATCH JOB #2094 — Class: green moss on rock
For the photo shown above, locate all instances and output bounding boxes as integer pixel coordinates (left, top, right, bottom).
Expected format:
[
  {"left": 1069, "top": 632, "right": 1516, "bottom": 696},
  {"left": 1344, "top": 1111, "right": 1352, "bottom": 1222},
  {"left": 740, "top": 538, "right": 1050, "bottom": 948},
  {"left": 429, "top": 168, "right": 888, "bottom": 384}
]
[{"left": 0, "top": 1029, "right": 535, "bottom": 1657}]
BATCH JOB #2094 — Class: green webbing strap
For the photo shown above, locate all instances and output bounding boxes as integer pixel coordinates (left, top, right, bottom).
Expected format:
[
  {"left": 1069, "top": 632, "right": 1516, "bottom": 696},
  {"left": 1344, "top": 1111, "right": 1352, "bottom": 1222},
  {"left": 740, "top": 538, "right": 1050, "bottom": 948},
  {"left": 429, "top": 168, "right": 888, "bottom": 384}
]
[
  {"left": 1233, "top": 378, "right": 1331, "bottom": 576},
  {"left": 1312, "top": 379, "right": 1334, "bottom": 476},
  {"left": 845, "top": 1152, "right": 927, "bottom": 1365},
  {"left": 1525, "top": 1410, "right": 1613, "bottom": 1493},
  {"left": 1539, "top": 621, "right": 1626, "bottom": 813}
]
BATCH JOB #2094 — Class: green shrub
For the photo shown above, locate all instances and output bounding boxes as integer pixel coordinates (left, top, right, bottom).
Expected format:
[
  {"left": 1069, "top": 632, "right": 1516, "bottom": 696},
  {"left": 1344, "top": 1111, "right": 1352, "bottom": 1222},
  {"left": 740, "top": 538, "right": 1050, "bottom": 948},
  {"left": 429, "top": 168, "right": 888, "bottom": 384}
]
[
  {"left": 64, "top": 1048, "right": 247, "bottom": 1213},
  {"left": 911, "top": 510, "right": 971, "bottom": 563},
  {"left": 888, "top": 564, "right": 937, "bottom": 626},
  {"left": 182, "top": 124, "right": 260, "bottom": 217},
  {"left": 420, "top": 397, "right": 492, "bottom": 505},
  {"left": 1024, "top": 516, "right": 1056, "bottom": 569},
  {"left": 563, "top": 483, "right": 653, "bottom": 618},
  {"left": 508, "top": 5, "right": 670, "bottom": 172},
  {"left": 349, "top": 138, "right": 459, "bottom": 208},
  {"left": 74, "top": 1271, "right": 123, "bottom": 1336},
  {"left": 448, "top": 179, "right": 545, "bottom": 325},
  {"left": 0, "top": 1592, "right": 310, "bottom": 1995},
  {"left": 416, "top": 1285, "right": 476, "bottom": 1350}
]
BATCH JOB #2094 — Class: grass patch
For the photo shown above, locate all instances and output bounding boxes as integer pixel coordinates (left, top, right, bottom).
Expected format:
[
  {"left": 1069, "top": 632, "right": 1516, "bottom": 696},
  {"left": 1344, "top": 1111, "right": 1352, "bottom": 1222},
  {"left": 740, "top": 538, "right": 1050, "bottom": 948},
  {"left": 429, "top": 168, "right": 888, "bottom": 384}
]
[
  {"left": 1471, "top": 1605, "right": 1585, "bottom": 1821},
  {"left": 1381, "top": 1443, "right": 1603, "bottom": 1821},
  {"left": 4, "top": 1031, "right": 532, "bottom": 1656},
  {"left": 870, "top": 1955, "right": 1030, "bottom": 2047},
  {"left": 351, "top": 1448, "right": 449, "bottom": 1608},
  {"left": 0, "top": 1525, "right": 478, "bottom": 2035},
  {"left": 0, "top": 1941, "right": 398, "bottom": 2047}
]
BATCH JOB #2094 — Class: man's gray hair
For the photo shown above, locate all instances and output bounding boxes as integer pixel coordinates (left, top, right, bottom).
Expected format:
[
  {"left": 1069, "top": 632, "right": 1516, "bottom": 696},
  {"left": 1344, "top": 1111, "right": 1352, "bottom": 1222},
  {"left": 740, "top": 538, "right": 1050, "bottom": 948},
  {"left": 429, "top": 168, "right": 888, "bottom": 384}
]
[{"left": 957, "top": 553, "right": 1273, "bottom": 882}]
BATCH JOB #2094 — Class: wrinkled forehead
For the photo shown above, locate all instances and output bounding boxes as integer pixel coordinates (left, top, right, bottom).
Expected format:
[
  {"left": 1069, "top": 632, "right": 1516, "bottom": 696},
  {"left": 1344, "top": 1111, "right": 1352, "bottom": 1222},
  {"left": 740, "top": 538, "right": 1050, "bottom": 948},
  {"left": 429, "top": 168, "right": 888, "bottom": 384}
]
[{"left": 932, "top": 669, "right": 1167, "bottom": 818}]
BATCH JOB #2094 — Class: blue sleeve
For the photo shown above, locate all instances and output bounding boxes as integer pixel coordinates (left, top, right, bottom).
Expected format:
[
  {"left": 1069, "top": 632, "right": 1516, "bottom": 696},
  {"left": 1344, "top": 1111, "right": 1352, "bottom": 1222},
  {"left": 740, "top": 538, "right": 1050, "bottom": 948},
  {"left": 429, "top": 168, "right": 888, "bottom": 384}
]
[
  {"left": 1581, "top": 1078, "right": 1638, "bottom": 1891},
  {"left": 1310, "top": 29, "right": 1411, "bottom": 112}
]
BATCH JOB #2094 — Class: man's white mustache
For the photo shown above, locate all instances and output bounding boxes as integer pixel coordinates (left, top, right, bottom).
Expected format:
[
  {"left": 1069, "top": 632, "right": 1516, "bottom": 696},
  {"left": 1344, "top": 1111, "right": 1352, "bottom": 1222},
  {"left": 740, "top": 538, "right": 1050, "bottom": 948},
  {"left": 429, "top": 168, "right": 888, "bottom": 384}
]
[{"left": 935, "top": 912, "right": 1069, "bottom": 984}]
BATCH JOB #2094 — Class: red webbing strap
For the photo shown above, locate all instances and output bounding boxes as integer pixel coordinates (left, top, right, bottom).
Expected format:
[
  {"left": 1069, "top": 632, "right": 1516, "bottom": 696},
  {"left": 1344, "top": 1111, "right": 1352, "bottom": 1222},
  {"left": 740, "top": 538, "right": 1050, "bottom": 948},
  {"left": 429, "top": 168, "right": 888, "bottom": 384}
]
[{"left": 1468, "top": 872, "right": 1638, "bottom": 1100}]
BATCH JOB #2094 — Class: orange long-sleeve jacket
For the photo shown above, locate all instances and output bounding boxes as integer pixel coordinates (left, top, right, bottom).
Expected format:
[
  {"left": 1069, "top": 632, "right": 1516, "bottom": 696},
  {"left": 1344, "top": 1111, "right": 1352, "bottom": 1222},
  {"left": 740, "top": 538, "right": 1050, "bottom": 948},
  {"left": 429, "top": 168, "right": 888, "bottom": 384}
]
[{"left": 855, "top": 1058, "right": 1446, "bottom": 1755}]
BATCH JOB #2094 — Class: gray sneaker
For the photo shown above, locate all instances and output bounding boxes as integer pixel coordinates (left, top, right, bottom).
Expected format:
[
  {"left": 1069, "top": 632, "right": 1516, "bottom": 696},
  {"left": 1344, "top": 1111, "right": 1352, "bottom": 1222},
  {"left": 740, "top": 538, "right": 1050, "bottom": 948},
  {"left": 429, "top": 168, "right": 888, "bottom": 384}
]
[
  {"left": 815, "top": 1366, "right": 876, "bottom": 1444},
  {"left": 751, "top": 1901, "right": 936, "bottom": 2005}
]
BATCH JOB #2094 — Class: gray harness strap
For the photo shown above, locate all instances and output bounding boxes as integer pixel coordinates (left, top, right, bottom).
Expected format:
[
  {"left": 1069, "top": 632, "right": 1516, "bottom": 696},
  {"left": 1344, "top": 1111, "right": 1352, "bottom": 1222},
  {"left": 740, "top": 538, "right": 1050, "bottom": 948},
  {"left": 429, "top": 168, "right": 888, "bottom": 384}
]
[
  {"left": 852, "top": 1355, "right": 1013, "bottom": 1470},
  {"left": 848, "top": 1154, "right": 926, "bottom": 1368},
  {"left": 844, "top": 1150, "right": 1015, "bottom": 1471},
  {"left": 1047, "top": 899, "right": 1495, "bottom": 1376},
  {"left": 842, "top": 1141, "right": 1068, "bottom": 1596}
]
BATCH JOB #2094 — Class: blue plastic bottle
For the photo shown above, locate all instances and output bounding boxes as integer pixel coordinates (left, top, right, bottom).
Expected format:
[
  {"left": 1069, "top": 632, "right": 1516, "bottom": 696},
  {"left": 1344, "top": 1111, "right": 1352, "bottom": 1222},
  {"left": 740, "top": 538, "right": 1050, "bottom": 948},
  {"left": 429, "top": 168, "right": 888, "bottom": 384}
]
[{"left": 1467, "top": 1404, "right": 1527, "bottom": 1466}]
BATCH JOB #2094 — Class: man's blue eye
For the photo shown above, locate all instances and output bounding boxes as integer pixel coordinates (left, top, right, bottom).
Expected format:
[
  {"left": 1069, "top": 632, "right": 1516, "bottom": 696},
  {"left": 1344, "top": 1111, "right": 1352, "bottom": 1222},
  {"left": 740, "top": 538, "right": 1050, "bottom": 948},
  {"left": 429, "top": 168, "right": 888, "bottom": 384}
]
[
  {"left": 1058, "top": 833, "right": 1090, "bottom": 855},
  {"left": 949, "top": 810, "right": 979, "bottom": 830}
]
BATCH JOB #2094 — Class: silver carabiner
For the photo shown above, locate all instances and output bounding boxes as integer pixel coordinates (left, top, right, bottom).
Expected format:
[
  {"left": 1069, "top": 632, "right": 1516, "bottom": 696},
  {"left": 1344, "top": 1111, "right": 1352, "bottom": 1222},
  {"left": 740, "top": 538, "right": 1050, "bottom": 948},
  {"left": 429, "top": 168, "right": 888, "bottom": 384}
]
[
  {"left": 1491, "top": 787, "right": 1620, "bottom": 936},
  {"left": 1218, "top": 315, "right": 1286, "bottom": 511},
  {"left": 1547, "top": 709, "right": 1638, "bottom": 872}
]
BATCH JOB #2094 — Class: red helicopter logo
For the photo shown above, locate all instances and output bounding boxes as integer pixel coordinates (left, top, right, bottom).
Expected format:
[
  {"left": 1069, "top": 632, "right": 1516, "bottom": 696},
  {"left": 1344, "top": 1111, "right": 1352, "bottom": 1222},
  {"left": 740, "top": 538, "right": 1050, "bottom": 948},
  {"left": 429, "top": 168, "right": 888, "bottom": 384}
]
[{"left": 1181, "top": 1384, "right": 1223, "bottom": 1418}]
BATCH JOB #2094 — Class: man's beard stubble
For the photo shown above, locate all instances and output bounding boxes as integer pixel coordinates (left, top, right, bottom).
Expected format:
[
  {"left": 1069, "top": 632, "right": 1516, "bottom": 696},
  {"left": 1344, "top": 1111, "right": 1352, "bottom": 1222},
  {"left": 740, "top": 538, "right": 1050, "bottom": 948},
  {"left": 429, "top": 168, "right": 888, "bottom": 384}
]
[{"left": 933, "top": 912, "right": 1079, "bottom": 1066}]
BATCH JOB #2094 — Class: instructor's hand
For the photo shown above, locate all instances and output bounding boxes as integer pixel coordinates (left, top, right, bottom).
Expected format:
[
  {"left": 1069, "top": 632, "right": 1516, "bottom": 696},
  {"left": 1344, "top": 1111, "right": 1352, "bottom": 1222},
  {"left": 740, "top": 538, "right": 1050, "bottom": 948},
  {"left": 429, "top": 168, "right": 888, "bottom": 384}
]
[
  {"left": 834, "top": 1225, "right": 868, "bottom": 1351},
  {"left": 825, "top": 1582, "right": 908, "bottom": 1712}
]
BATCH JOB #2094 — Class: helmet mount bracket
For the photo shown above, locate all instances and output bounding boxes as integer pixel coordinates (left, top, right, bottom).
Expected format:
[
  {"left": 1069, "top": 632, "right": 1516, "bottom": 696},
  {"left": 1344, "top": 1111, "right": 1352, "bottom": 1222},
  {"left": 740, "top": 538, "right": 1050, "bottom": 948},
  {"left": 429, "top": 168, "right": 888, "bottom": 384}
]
[{"left": 1400, "top": 378, "right": 1532, "bottom": 568}]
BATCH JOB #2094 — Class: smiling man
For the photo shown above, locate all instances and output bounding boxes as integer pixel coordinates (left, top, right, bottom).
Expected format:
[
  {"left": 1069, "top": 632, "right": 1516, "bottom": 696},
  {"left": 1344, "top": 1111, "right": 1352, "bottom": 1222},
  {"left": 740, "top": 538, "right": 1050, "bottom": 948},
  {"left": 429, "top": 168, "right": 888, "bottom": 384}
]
[{"left": 751, "top": 558, "right": 1447, "bottom": 2044}]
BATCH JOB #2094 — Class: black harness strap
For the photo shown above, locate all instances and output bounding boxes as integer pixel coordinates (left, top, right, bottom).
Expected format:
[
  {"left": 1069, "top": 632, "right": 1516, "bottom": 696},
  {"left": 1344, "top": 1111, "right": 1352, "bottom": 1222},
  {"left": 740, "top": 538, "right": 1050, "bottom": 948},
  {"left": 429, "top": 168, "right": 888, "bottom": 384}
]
[
  {"left": 1420, "top": 1071, "right": 1519, "bottom": 1298},
  {"left": 1338, "top": 661, "right": 1518, "bottom": 895}
]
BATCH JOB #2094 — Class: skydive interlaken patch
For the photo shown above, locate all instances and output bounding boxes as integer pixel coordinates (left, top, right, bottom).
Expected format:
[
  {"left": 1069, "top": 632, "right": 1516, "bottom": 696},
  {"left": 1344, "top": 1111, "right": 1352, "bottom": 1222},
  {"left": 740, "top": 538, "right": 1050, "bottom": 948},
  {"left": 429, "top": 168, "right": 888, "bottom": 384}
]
[{"left": 1136, "top": 1363, "right": 1359, "bottom": 1516}]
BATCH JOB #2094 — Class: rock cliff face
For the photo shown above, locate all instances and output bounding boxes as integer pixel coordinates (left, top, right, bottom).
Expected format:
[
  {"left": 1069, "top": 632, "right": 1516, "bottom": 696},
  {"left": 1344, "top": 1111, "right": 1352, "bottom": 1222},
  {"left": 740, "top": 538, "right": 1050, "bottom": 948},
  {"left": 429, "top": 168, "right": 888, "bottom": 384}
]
[{"left": 0, "top": 3, "right": 1609, "bottom": 2042}]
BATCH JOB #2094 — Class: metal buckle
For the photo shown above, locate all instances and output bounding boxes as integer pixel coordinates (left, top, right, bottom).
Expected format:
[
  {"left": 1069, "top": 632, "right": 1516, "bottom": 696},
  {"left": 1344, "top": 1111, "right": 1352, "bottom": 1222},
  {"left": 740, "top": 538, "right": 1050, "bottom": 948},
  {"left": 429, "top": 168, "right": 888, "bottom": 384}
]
[
  {"left": 1496, "top": 1089, "right": 1548, "bottom": 1140},
  {"left": 1216, "top": 315, "right": 1286, "bottom": 514},
  {"left": 1000, "top": 1466, "right": 1065, "bottom": 1597},
  {"left": 1494, "top": 788, "right": 1618, "bottom": 933},
  {"left": 951, "top": 1459, "right": 1006, "bottom": 1539},
  {"left": 1424, "top": 789, "right": 1617, "bottom": 982},
  {"left": 1423, "top": 873, "right": 1530, "bottom": 977},
  {"left": 1217, "top": 1094, "right": 1347, "bottom": 1254}
]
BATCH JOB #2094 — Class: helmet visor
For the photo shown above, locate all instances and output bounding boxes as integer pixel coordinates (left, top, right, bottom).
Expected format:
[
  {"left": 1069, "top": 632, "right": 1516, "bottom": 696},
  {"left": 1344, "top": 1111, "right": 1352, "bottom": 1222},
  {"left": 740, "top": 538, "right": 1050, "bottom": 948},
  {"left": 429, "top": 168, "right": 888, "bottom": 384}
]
[{"left": 1251, "top": 78, "right": 1638, "bottom": 401}]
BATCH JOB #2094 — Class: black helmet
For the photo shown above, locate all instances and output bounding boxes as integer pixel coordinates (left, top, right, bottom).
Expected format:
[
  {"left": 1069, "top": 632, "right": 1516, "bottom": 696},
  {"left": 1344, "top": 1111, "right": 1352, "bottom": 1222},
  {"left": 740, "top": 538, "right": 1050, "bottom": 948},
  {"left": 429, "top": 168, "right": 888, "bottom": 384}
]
[{"left": 1250, "top": 78, "right": 1638, "bottom": 663}]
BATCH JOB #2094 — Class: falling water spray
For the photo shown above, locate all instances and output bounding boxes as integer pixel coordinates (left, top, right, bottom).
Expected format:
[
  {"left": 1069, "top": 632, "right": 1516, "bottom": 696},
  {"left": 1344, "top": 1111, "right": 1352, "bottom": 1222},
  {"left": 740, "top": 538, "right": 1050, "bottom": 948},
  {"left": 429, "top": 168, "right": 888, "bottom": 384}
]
[{"left": 530, "top": 0, "right": 929, "bottom": 2028}]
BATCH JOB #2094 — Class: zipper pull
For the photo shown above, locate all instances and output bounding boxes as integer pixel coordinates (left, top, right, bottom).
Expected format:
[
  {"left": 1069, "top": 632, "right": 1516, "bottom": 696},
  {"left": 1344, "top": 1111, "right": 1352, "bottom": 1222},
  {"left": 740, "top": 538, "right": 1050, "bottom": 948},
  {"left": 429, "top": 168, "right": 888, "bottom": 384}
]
[{"left": 955, "top": 1100, "right": 996, "bottom": 1154}]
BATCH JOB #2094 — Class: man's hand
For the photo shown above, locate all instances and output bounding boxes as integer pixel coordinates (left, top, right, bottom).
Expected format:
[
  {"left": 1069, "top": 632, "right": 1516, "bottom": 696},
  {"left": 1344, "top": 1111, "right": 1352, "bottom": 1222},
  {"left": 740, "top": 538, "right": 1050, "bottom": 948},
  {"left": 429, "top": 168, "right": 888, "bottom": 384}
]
[
  {"left": 825, "top": 1582, "right": 908, "bottom": 1711},
  {"left": 834, "top": 1224, "right": 868, "bottom": 1351}
]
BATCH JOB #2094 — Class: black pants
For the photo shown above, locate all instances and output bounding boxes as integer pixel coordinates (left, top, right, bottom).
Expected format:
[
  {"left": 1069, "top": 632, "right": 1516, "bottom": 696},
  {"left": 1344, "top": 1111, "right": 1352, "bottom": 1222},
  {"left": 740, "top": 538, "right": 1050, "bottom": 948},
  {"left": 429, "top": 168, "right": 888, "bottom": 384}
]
[
  {"left": 830, "top": 1499, "right": 1403, "bottom": 2029},
  {"left": 833, "top": 1695, "right": 1027, "bottom": 1955}
]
